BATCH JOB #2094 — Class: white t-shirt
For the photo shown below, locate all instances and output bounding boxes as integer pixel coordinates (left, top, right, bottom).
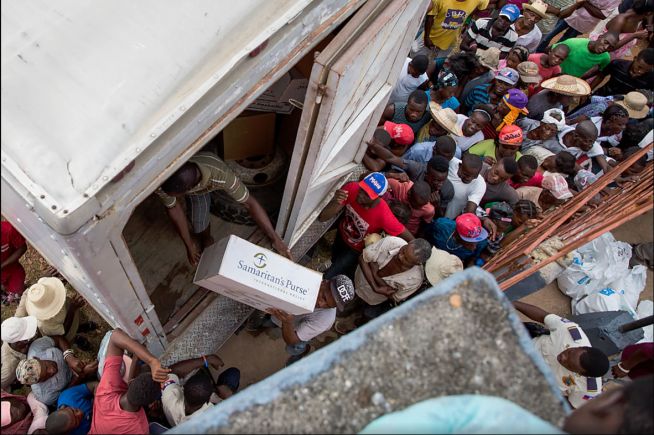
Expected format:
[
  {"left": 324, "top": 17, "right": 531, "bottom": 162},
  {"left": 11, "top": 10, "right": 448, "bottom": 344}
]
[
  {"left": 445, "top": 158, "right": 487, "bottom": 219},
  {"left": 272, "top": 308, "right": 336, "bottom": 342},
  {"left": 515, "top": 23, "right": 542, "bottom": 53},
  {"left": 453, "top": 114, "right": 484, "bottom": 154},
  {"left": 389, "top": 58, "right": 428, "bottom": 104}
]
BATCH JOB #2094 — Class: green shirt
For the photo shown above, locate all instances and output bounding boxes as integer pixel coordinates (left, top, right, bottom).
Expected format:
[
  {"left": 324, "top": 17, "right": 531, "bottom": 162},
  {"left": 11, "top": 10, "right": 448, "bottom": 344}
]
[
  {"left": 467, "top": 139, "right": 522, "bottom": 161},
  {"left": 554, "top": 38, "right": 610, "bottom": 78}
]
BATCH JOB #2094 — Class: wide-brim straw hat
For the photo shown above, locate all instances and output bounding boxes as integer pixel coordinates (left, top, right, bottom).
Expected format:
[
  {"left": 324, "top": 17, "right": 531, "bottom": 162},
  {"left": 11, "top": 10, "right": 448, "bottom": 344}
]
[
  {"left": 429, "top": 102, "right": 464, "bottom": 137},
  {"left": 523, "top": 0, "right": 549, "bottom": 19},
  {"left": 425, "top": 248, "right": 463, "bottom": 286},
  {"left": 616, "top": 92, "right": 649, "bottom": 119},
  {"left": 540, "top": 74, "right": 591, "bottom": 96},
  {"left": 25, "top": 277, "right": 67, "bottom": 321}
]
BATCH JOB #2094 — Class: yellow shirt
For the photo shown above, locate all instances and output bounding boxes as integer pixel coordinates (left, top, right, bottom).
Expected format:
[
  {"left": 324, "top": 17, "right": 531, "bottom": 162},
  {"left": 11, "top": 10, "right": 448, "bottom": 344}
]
[{"left": 427, "top": 0, "right": 489, "bottom": 50}]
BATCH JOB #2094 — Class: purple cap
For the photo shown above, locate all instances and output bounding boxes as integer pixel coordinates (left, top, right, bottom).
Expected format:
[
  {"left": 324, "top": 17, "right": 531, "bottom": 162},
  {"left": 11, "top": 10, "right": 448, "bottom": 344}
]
[
  {"left": 505, "top": 88, "right": 529, "bottom": 110},
  {"left": 499, "top": 4, "right": 520, "bottom": 22}
]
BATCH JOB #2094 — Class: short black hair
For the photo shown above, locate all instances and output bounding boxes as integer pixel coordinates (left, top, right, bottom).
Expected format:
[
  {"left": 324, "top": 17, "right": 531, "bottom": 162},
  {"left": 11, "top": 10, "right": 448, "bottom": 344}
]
[
  {"left": 161, "top": 162, "right": 199, "bottom": 194},
  {"left": 499, "top": 157, "right": 518, "bottom": 175},
  {"left": 637, "top": 47, "right": 654, "bottom": 65},
  {"left": 410, "top": 180, "right": 432, "bottom": 203},
  {"left": 46, "top": 409, "right": 74, "bottom": 434},
  {"left": 579, "top": 347, "right": 609, "bottom": 377},
  {"left": 126, "top": 373, "right": 161, "bottom": 408},
  {"left": 409, "top": 238, "right": 432, "bottom": 264},
  {"left": 603, "top": 105, "right": 629, "bottom": 122},
  {"left": 633, "top": 0, "right": 654, "bottom": 14},
  {"left": 622, "top": 146, "right": 647, "bottom": 167},
  {"left": 441, "top": 52, "right": 479, "bottom": 81},
  {"left": 373, "top": 128, "right": 392, "bottom": 147},
  {"left": 550, "top": 43, "right": 570, "bottom": 55},
  {"left": 462, "top": 153, "right": 483, "bottom": 170},
  {"left": 620, "top": 118, "right": 653, "bottom": 148},
  {"left": 184, "top": 370, "right": 215, "bottom": 409},
  {"left": 514, "top": 200, "right": 538, "bottom": 218},
  {"left": 428, "top": 155, "right": 450, "bottom": 173},
  {"left": 434, "top": 136, "right": 456, "bottom": 156},
  {"left": 518, "top": 155, "right": 538, "bottom": 171},
  {"left": 555, "top": 151, "right": 577, "bottom": 175},
  {"left": 408, "top": 90, "right": 428, "bottom": 106},
  {"left": 387, "top": 200, "right": 411, "bottom": 225},
  {"left": 410, "top": 55, "right": 429, "bottom": 74},
  {"left": 620, "top": 376, "right": 654, "bottom": 434}
]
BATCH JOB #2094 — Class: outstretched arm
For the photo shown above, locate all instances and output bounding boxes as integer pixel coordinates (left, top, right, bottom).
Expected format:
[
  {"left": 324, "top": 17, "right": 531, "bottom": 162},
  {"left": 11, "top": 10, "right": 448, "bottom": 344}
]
[
  {"left": 106, "top": 329, "right": 170, "bottom": 382},
  {"left": 242, "top": 196, "right": 292, "bottom": 259},
  {"left": 512, "top": 301, "right": 549, "bottom": 323}
]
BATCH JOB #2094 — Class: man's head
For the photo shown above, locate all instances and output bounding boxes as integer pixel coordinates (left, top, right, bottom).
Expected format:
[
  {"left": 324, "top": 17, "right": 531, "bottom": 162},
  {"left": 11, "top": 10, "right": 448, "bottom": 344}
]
[
  {"left": 590, "top": 32, "right": 618, "bottom": 54},
  {"left": 383, "top": 121, "right": 414, "bottom": 152},
  {"left": 216, "top": 367, "right": 241, "bottom": 400},
  {"left": 464, "top": 107, "right": 492, "bottom": 137},
  {"left": 547, "top": 44, "right": 570, "bottom": 67},
  {"left": 514, "top": 155, "right": 538, "bottom": 184},
  {"left": 571, "top": 121, "right": 599, "bottom": 151},
  {"left": 397, "top": 239, "right": 432, "bottom": 268},
  {"left": 357, "top": 172, "right": 388, "bottom": 209},
  {"left": 557, "top": 346, "right": 609, "bottom": 377},
  {"left": 563, "top": 375, "right": 653, "bottom": 434},
  {"left": 388, "top": 200, "right": 411, "bottom": 225},
  {"left": 1, "top": 316, "right": 38, "bottom": 354},
  {"left": 434, "top": 68, "right": 459, "bottom": 100},
  {"left": 485, "top": 157, "right": 518, "bottom": 185},
  {"left": 512, "top": 199, "right": 539, "bottom": 226},
  {"left": 631, "top": 48, "right": 654, "bottom": 77},
  {"left": 488, "top": 202, "right": 514, "bottom": 234},
  {"left": 494, "top": 67, "right": 520, "bottom": 95},
  {"left": 601, "top": 105, "right": 629, "bottom": 136},
  {"left": 408, "top": 55, "right": 429, "bottom": 78},
  {"left": 126, "top": 372, "right": 161, "bottom": 408},
  {"left": 161, "top": 162, "right": 201, "bottom": 195},
  {"left": 542, "top": 150, "right": 575, "bottom": 175},
  {"left": 408, "top": 181, "right": 431, "bottom": 210},
  {"left": 426, "top": 155, "right": 450, "bottom": 192},
  {"left": 505, "top": 46, "right": 529, "bottom": 70},
  {"left": 1, "top": 397, "right": 30, "bottom": 429},
  {"left": 319, "top": 275, "right": 355, "bottom": 311},
  {"left": 432, "top": 136, "right": 457, "bottom": 161},
  {"left": 184, "top": 370, "right": 215, "bottom": 413},
  {"left": 521, "top": 7, "right": 542, "bottom": 28},
  {"left": 46, "top": 407, "right": 85, "bottom": 434},
  {"left": 16, "top": 357, "right": 58, "bottom": 385},
  {"left": 494, "top": 4, "right": 520, "bottom": 33},
  {"left": 454, "top": 213, "right": 489, "bottom": 250},
  {"left": 405, "top": 91, "right": 428, "bottom": 123},
  {"left": 459, "top": 153, "right": 483, "bottom": 184}
]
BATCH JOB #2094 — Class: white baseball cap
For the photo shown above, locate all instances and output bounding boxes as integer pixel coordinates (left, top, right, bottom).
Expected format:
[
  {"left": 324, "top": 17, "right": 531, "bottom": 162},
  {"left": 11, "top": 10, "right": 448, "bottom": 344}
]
[{"left": 1, "top": 316, "right": 38, "bottom": 343}]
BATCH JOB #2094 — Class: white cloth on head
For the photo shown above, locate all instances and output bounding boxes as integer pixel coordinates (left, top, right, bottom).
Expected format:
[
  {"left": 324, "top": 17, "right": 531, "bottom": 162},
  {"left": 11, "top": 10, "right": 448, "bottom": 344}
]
[{"left": 542, "top": 109, "right": 566, "bottom": 131}]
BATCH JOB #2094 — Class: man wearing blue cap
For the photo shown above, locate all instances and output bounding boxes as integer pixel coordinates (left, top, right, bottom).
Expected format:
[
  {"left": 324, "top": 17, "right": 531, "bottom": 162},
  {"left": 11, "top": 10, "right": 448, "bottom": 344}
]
[
  {"left": 460, "top": 4, "right": 520, "bottom": 57},
  {"left": 319, "top": 172, "right": 414, "bottom": 279}
]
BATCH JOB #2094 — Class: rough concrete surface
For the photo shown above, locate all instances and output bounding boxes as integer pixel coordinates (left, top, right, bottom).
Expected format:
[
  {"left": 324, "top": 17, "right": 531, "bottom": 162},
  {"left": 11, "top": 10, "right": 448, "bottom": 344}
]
[{"left": 170, "top": 268, "right": 568, "bottom": 434}]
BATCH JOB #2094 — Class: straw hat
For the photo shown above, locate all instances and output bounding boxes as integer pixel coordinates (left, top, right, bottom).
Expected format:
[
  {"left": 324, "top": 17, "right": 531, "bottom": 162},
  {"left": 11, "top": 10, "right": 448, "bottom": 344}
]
[
  {"left": 476, "top": 47, "right": 501, "bottom": 71},
  {"left": 540, "top": 75, "right": 591, "bottom": 96},
  {"left": 25, "top": 277, "right": 67, "bottom": 321},
  {"left": 616, "top": 92, "right": 649, "bottom": 119},
  {"left": 429, "top": 102, "right": 464, "bottom": 136},
  {"left": 523, "top": 0, "right": 549, "bottom": 19},
  {"left": 425, "top": 248, "right": 463, "bottom": 286}
]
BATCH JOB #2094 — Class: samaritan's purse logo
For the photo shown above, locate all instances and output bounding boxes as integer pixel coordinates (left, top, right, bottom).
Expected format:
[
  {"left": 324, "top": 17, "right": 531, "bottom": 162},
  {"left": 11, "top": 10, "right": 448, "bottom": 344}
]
[{"left": 253, "top": 252, "right": 268, "bottom": 269}]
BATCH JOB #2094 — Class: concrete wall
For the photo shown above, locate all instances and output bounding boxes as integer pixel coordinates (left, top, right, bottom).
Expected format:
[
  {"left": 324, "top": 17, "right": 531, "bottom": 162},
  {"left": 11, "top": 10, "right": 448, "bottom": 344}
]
[{"left": 170, "top": 268, "right": 569, "bottom": 434}]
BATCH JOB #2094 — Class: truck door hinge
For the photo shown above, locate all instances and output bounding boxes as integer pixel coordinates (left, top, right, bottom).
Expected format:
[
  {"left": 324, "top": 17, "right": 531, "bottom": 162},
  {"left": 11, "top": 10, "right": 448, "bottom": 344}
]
[{"left": 315, "top": 84, "right": 328, "bottom": 104}]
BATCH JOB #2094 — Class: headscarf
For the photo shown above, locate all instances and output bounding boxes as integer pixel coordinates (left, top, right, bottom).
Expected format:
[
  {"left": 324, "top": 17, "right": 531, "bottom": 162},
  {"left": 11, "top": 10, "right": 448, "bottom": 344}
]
[
  {"left": 496, "top": 89, "right": 529, "bottom": 131},
  {"left": 542, "top": 108, "right": 566, "bottom": 131}
]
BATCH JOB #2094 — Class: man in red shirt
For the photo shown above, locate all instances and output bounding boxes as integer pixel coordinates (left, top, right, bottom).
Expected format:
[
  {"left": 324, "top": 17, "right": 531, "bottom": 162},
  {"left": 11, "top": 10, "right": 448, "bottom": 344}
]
[
  {"left": 1, "top": 221, "right": 27, "bottom": 302},
  {"left": 89, "top": 329, "right": 170, "bottom": 434},
  {"left": 319, "top": 172, "right": 414, "bottom": 279}
]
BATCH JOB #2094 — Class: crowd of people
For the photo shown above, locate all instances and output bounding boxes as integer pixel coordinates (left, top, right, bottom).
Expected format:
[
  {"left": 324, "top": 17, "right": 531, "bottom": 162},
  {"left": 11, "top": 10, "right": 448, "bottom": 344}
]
[{"left": 2, "top": 0, "right": 653, "bottom": 433}]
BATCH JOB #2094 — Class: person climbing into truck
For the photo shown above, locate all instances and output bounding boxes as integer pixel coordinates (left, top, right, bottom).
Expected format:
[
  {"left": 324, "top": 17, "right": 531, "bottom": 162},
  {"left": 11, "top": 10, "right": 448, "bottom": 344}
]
[{"left": 156, "top": 152, "right": 292, "bottom": 266}]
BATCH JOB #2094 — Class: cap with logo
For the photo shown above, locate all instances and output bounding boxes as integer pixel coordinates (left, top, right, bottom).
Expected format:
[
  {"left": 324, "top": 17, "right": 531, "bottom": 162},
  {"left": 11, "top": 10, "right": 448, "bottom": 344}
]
[
  {"left": 495, "top": 67, "right": 520, "bottom": 86},
  {"left": 499, "top": 4, "right": 521, "bottom": 22},
  {"left": 359, "top": 172, "right": 389, "bottom": 199},
  {"left": 1, "top": 316, "right": 38, "bottom": 344},
  {"left": 329, "top": 274, "right": 355, "bottom": 311},
  {"left": 498, "top": 124, "right": 524, "bottom": 146},
  {"left": 517, "top": 61, "right": 542, "bottom": 84},
  {"left": 383, "top": 121, "right": 414, "bottom": 146},
  {"left": 455, "top": 213, "right": 489, "bottom": 243},
  {"left": 488, "top": 202, "right": 514, "bottom": 222},
  {"left": 16, "top": 358, "right": 41, "bottom": 385},
  {"left": 542, "top": 172, "right": 573, "bottom": 200}
]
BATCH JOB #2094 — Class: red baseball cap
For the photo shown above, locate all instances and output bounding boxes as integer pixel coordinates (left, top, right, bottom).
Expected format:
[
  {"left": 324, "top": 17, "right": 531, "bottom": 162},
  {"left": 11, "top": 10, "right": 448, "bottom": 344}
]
[
  {"left": 384, "top": 121, "right": 414, "bottom": 146},
  {"left": 455, "top": 213, "right": 489, "bottom": 243}
]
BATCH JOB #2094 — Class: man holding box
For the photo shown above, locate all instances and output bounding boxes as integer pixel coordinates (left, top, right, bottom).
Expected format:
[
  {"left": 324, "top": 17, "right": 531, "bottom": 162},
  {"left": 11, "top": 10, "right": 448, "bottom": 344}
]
[
  {"left": 319, "top": 172, "right": 414, "bottom": 280},
  {"left": 268, "top": 274, "right": 355, "bottom": 366}
]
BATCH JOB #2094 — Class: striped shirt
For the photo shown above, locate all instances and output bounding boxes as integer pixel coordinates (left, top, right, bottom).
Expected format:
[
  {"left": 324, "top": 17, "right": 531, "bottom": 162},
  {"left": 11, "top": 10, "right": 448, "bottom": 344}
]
[
  {"left": 156, "top": 153, "right": 249, "bottom": 208},
  {"left": 467, "top": 18, "right": 518, "bottom": 54},
  {"left": 464, "top": 83, "right": 491, "bottom": 113}
]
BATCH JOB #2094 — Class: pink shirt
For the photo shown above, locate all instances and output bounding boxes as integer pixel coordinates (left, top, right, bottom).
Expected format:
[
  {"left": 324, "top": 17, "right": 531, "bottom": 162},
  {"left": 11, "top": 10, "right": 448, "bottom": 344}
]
[
  {"left": 386, "top": 179, "right": 435, "bottom": 235},
  {"left": 564, "top": 0, "right": 621, "bottom": 33}
]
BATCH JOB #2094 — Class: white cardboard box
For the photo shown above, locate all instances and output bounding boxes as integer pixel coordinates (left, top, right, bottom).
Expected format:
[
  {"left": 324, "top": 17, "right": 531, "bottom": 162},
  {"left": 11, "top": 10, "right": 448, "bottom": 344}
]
[{"left": 193, "top": 235, "right": 322, "bottom": 315}]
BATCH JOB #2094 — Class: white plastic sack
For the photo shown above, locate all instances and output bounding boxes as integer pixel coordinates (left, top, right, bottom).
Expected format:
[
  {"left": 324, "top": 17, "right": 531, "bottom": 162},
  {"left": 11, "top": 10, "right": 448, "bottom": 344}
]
[
  {"left": 557, "top": 233, "right": 632, "bottom": 299},
  {"left": 572, "top": 287, "right": 637, "bottom": 317},
  {"left": 607, "top": 265, "right": 647, "bottom": 310},
  {"left": 636, "top": 300, "right": 653, "bottom": 343}
]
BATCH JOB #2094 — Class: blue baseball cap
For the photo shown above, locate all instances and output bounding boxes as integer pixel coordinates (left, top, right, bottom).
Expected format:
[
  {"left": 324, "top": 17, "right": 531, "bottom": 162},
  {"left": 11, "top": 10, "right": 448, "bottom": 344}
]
[
  {"left": 499, "top": 4, "right": 521, "bottom": 22},
  {"left": 495, "top": 67, "right": 520, "bottom": 85},
  {"left": 359, "top": 172, "right": 388, "bottom": 199}
]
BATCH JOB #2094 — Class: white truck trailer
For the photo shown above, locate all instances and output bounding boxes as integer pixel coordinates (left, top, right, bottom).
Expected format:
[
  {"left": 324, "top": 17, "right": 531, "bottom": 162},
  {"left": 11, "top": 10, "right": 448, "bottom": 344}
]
[{"left": 1, "top": 0, "right": 428, "bottom": 357}]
